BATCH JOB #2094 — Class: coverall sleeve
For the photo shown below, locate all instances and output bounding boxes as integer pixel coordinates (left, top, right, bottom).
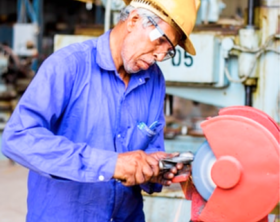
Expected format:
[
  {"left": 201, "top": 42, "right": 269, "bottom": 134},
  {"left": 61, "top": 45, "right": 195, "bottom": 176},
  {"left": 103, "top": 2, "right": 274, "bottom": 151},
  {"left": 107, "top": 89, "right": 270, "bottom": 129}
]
[{"left": 2, "top": 53, "right": 118, "bottom": 183}]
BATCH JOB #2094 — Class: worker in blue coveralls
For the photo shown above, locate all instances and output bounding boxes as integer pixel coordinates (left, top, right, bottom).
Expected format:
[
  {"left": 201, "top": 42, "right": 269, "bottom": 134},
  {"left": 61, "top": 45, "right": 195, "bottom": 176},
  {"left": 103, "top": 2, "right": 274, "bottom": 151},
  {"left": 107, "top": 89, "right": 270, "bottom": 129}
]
[{"left": 2, "top": 0, "right": 200, "bottom": 221}]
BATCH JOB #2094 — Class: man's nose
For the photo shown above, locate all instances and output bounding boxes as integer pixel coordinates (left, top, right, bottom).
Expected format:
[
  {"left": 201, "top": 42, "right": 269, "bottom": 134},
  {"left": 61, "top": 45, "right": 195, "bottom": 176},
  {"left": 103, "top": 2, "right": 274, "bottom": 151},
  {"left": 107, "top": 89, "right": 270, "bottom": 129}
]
[{"left": 153, "top": 52, "right": 166, "bottom": 62}]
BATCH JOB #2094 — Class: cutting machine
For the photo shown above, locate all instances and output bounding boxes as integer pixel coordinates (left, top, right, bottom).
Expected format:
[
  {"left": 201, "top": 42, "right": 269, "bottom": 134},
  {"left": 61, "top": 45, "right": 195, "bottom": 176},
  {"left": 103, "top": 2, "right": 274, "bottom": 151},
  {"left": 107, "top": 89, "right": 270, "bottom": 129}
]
[{"left": 170, "top": 105, "right": 280, "bottom": 222}]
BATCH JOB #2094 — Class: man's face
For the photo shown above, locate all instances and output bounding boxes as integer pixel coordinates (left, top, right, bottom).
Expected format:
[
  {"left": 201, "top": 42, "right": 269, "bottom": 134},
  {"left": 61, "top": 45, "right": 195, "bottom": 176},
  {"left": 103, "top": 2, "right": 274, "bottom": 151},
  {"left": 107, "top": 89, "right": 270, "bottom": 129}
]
[{"left": 121, "top": 13, "right": 180, "bottom": 74}]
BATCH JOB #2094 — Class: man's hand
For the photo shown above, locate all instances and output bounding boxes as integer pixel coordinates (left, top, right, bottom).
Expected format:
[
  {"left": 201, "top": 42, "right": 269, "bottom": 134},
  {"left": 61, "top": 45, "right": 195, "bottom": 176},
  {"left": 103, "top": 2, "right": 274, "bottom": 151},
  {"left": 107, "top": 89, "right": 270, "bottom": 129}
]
[
  {"left": 149, "top": 152, "right": 184, "bottom": 186},
  {"left": 113, "top": 150, "right": 160, "bottom": 186}
]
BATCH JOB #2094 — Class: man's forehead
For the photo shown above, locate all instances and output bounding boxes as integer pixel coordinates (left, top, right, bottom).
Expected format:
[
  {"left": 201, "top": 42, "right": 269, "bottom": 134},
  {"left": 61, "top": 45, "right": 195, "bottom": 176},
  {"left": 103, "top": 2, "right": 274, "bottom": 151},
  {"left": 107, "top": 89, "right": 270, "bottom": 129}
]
[
  {"left": 128, "top": 11, "right": 179, "bottom": 45},
  {"left": 157, "top": 20, "right": 180, "bottom": 44}
]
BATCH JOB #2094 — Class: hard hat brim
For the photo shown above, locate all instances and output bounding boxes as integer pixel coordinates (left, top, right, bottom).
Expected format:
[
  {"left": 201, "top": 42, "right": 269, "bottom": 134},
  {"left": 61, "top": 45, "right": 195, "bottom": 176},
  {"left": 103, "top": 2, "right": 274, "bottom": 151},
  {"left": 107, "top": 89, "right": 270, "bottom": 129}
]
[
  {"left": 179, "top": 36, "right": 196, "bottom": 55},
  {"left": 123, "top": 0, "right": 197, "bottom": 55}
]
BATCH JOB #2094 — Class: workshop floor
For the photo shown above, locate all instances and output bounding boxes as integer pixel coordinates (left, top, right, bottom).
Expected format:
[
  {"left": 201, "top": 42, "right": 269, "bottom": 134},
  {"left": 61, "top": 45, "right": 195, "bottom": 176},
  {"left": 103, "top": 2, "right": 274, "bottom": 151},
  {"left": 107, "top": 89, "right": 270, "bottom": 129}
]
[{"left": 0, "top": 159, "right": 28, "bottom": 222}]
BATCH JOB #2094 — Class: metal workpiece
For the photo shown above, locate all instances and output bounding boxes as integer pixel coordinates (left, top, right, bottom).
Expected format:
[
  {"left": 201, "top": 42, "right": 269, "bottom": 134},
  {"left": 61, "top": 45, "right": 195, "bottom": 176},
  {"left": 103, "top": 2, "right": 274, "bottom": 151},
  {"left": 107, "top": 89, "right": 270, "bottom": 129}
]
[
  {"left": 158, "top": 152, "right": 194, "bottom": 184},
  {"left": 159, "top": 151, "right": 194, "bottom": 170}
]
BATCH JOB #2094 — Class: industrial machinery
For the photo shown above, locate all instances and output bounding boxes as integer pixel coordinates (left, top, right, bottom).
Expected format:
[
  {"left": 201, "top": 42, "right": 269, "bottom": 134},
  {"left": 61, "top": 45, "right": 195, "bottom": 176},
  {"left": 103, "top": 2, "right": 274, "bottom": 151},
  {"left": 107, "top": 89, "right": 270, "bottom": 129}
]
[
  {"left": 158, "top": 0, "right": 279, "bottom": 122},
  {"left": 172, "top": 105, "right": 279, "bottom": 222},
  {"left": 155, "top": 106, "right": 279, "bottom": 221}
]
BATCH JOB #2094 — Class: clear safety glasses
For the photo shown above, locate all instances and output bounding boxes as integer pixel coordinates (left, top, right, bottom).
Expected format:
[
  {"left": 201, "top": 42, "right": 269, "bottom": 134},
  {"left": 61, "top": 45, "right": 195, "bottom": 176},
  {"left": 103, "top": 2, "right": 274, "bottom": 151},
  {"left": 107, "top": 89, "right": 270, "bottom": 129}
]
[{"left": 147, "top": 16, "right": 176, "bottom": 61}]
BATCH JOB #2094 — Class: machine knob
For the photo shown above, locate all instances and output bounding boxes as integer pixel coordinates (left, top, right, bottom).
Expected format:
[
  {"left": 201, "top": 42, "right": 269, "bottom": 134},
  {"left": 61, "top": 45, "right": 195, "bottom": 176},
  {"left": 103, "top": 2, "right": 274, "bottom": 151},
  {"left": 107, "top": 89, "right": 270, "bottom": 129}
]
[{"left": 211, "top": 156, "right": 242, "bottom": 189}]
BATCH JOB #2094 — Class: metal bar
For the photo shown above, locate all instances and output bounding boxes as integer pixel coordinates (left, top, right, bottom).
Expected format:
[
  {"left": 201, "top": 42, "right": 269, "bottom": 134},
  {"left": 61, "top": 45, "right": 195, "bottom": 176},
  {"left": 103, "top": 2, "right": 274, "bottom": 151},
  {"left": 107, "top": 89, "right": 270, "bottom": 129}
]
[
  {"left": 17, "top": 0, "right": 21, "bottom": 23},
  {"left": 245, "top": 85, "right": 253, "bottom": 106},
  {"left": 165, "top": 94, "right": 173, "bottom": 116},
  {"left": 17, "top": 0, "right": 27, "bottom": 23},
  {"left": 104, "top": 0, "right": 112, "bottom": 32},
  {"left": 247, "top": 0, "right": 255, "bottom": 27},
  {"left": 33, "top": 0, "right": 43, "bottom": 56},
  {"left": 24, "top": 0, "right": 37, "bottom": 23},
  {"left": 169, "top": 95, "right": 173, "bottom": 115}
]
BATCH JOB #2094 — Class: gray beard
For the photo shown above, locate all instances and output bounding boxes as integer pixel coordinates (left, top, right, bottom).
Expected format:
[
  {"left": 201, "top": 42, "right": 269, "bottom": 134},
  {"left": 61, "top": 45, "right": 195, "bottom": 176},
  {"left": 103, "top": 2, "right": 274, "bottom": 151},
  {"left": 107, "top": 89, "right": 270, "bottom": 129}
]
[{"left": 120, "top": 43, "right": 142, "bottom": 74}]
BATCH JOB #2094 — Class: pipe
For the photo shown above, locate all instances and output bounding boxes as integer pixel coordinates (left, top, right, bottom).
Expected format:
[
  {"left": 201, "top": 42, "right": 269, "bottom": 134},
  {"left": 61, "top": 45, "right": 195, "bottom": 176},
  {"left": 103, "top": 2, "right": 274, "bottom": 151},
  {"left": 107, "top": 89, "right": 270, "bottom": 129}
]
[
  {"left": 165, "top": 95, "right": 173, "bottom": 116},
  {"left": 247, "top": 0, "right": 255, "bottom": 27},
  {"left": 245, "top": 86, "right": 253, "bottom": 106},
  {"left": 104, "top": 0, "right": 112, "bottom": 32}
]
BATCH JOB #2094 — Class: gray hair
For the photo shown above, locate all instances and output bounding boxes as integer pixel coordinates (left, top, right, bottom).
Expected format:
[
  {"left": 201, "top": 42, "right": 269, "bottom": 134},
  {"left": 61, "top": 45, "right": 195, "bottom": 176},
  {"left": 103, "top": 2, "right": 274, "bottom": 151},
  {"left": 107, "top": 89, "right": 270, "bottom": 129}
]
[{"left": 119, "top": 5, "right": 162, "bottom": 28}]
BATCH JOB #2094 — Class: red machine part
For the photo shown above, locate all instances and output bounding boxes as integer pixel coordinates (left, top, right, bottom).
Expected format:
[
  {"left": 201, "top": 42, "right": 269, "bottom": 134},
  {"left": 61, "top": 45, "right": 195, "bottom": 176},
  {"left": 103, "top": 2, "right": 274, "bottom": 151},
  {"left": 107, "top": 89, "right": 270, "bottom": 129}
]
[
  {"left": 177, "top": 106, "right": 280, "bottom": 222},
  {"left": 199, "top": 114, "right": 280, "bottom": 222},
  {"left": 211, "top": 155, "right": 242, "bottom": 190},
  {"left": 219, "top": 106, "right": 280, "bottom": 143}
]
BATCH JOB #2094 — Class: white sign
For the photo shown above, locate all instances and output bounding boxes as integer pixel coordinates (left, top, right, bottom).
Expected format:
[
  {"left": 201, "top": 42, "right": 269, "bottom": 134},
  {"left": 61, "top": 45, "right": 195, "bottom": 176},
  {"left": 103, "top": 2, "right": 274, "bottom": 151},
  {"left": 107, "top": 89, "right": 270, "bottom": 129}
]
[{"left": 158, "top": 34, "right": 221, "bottom": 84}]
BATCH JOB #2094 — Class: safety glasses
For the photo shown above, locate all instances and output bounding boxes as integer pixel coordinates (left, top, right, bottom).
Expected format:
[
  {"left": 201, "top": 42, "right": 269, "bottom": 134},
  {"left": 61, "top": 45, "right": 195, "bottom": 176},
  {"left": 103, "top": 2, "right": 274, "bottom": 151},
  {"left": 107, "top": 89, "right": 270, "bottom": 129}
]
[{"left": 147, "top": 16, "right": 176, "bottom": 61}]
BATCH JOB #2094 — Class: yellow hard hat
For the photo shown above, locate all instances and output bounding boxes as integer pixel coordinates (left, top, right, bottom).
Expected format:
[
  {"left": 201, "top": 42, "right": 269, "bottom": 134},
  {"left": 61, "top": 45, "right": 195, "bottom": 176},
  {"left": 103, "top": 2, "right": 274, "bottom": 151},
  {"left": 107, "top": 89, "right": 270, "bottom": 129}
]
[{"left": 123, "top": 0, "right": 200, "bottom": 55}]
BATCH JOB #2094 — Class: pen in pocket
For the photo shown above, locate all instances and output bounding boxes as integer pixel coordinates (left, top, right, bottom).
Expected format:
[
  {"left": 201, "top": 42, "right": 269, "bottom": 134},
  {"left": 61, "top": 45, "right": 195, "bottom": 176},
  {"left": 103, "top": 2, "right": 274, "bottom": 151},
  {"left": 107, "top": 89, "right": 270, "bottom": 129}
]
[
  {"left": 137, "top": 121, "right": 157, "bottom": 137},
  {"left": 149, "top": 121, "right": 158, "bottom": 130}
]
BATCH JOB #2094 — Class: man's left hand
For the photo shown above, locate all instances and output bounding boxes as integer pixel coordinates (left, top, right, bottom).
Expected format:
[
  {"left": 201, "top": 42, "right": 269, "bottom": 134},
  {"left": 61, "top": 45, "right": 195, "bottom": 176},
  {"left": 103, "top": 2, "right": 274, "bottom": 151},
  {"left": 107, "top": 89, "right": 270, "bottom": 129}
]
[{"left": 148, "top": 152, "right": 184, "bottom": 186}]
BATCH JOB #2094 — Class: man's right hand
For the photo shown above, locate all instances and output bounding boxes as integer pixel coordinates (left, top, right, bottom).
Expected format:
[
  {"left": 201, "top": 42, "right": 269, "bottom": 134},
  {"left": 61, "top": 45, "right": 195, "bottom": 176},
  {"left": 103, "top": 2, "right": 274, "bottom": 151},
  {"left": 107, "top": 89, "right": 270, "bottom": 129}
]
[{"left": 113, "top": 150, "right": 159, "bottom": 186}]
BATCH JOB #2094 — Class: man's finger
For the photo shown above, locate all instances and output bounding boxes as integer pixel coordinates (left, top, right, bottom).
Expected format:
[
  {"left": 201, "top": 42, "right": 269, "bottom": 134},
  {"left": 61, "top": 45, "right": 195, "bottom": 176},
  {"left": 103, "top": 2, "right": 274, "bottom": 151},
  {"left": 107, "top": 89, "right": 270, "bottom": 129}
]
[
  {"left": 176, "top": 162, "right": 184, "bottom": 170},
  {"left": 142, "top": 163, "right": 154, "bottom": 181},
  {"left": 168, "top": 152, "right": 180, "bottom": 158},
  {"left": 156, "top": 177, "right": 172, "bottom": 186},
  {"left": 149, "top": 152, "right": 180, "bottom": 161},
  {"left": 122, "top": 175, "right": 137, "bottom": 186},
  {"left": 135, "top": 166, "right": 146, "bottom": 184},
  {"left": 146, "top": 156, "right": 160, "bottom": 176},
  {"left": 163, "top": 171, "right": 175, "bottom": 179}
]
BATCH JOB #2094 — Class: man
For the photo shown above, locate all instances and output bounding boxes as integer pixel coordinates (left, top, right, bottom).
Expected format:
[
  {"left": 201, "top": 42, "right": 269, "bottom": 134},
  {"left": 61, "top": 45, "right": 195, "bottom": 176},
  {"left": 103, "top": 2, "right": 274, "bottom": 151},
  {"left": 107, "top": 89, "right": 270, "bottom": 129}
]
[{"left": 2, "top": 0, "right": 200, "bottom": 221}]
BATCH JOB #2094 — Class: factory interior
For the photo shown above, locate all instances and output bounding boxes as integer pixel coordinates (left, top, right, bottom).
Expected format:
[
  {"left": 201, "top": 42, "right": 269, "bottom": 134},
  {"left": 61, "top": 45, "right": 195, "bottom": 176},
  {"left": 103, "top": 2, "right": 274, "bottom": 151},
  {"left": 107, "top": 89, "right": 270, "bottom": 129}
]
[{"left": 0, "top": 0, "right": 279, "bottom": 221}]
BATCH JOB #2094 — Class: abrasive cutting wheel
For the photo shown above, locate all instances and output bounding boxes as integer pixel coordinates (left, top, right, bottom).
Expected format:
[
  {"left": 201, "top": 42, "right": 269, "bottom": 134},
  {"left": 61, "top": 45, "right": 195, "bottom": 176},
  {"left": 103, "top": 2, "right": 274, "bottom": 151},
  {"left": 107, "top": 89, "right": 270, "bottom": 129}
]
[
  {"left": 192, "top": 141, "right": 216, "bottom": 201},
  {"left": 190, "top": 106, "right": 280, "bottom": 222}
]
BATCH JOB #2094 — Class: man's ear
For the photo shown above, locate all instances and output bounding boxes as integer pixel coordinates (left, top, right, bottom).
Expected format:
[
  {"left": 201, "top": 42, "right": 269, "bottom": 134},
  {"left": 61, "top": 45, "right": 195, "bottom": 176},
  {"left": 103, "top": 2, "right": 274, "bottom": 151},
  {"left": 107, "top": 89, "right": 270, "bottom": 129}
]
[{"left": 126, "top": 10, "right": 141, "bottom": 32}]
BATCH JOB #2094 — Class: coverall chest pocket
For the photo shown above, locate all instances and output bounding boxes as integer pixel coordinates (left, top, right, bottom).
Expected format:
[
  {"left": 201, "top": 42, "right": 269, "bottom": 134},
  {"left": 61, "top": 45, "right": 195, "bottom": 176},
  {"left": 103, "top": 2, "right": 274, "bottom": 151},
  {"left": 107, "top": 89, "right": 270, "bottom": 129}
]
[{"left": 128, "top": 122, "right": 158, "bottom": 151}]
